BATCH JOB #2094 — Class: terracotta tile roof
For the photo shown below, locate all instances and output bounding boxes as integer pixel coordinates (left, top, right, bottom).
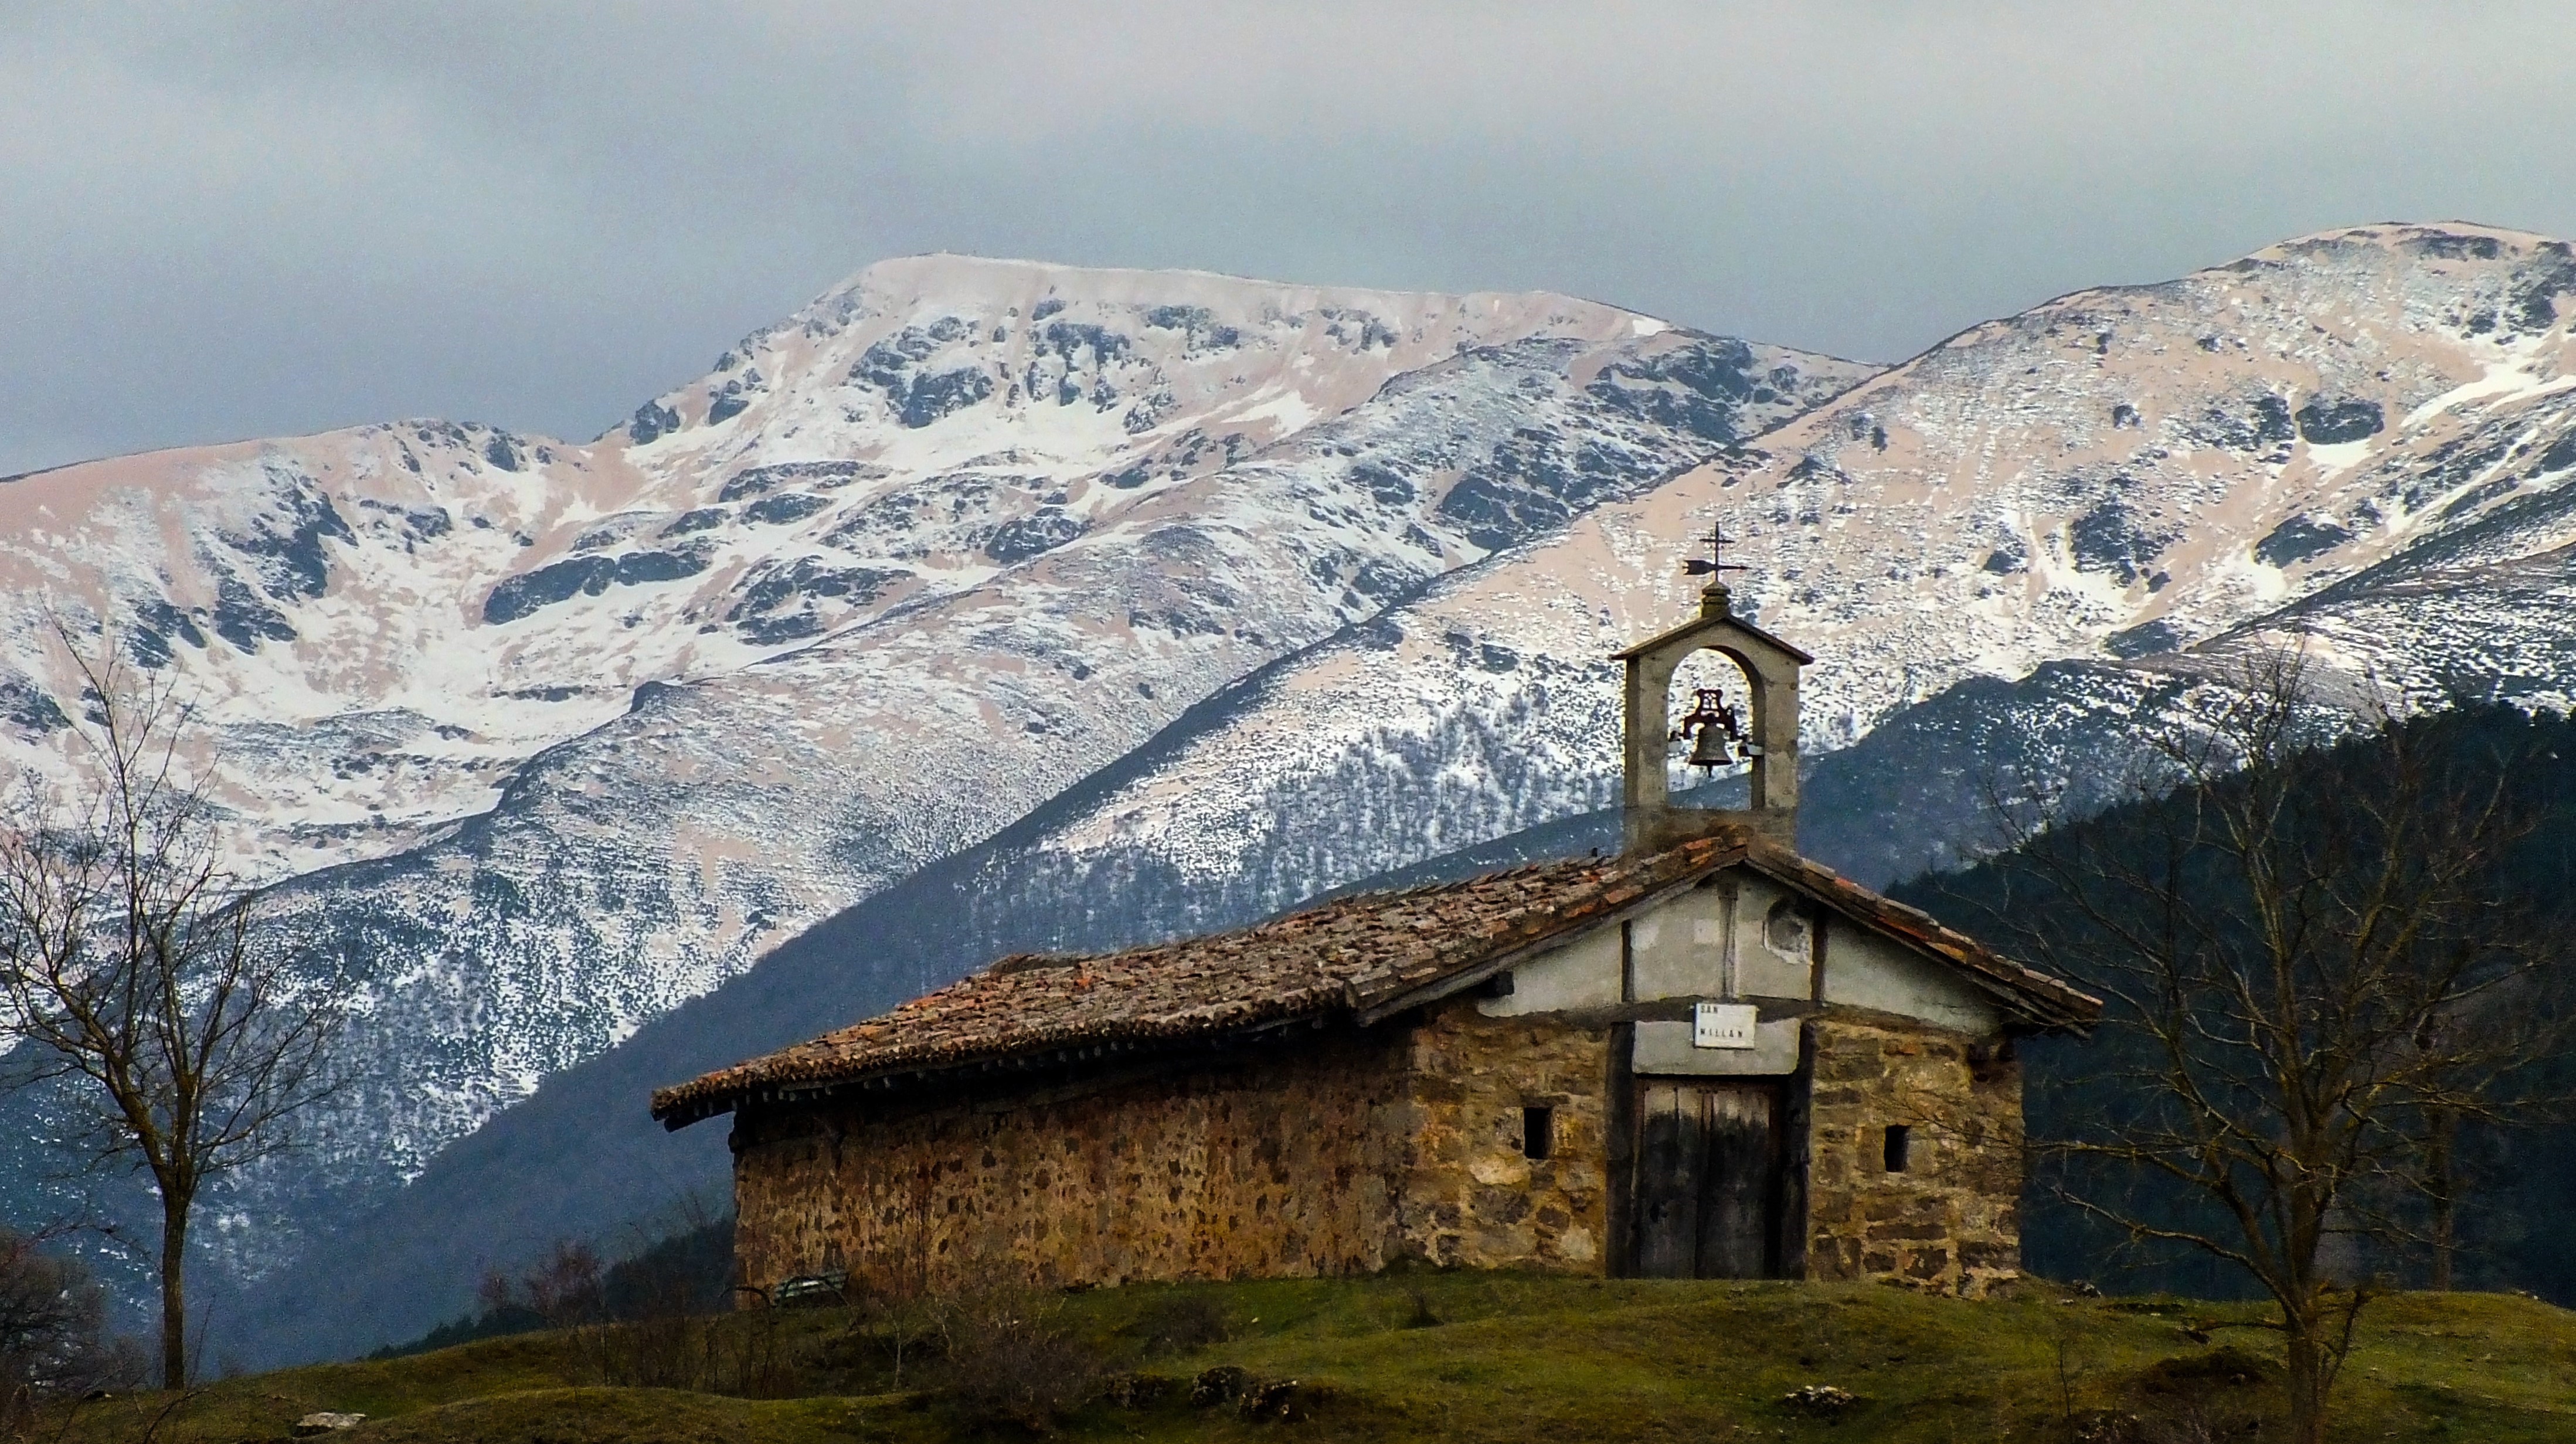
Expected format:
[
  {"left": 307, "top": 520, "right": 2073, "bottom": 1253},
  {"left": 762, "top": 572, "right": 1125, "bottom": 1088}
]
[{"left": 651, "top": 827, "right": 2098, "bottom": 1129}]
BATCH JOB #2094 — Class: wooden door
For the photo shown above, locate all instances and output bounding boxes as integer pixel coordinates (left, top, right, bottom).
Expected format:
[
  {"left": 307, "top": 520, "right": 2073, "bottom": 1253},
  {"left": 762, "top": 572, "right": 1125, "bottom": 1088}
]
[{"left": 1631, "top": 1081, "right": 1783, "bottom": 1279}]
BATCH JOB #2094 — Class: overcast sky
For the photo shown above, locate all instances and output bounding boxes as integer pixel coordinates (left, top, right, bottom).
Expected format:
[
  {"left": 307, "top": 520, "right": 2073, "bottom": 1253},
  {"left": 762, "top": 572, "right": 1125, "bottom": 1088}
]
[{"left": 10, "top": 2, "right": 2576, "bottom": 476}]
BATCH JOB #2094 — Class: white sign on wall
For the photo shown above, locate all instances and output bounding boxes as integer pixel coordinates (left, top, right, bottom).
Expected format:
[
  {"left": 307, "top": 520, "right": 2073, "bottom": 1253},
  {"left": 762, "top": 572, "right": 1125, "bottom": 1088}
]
[{"left": 1692, "top": 1001, "right": 1758, "bottom": 1049}]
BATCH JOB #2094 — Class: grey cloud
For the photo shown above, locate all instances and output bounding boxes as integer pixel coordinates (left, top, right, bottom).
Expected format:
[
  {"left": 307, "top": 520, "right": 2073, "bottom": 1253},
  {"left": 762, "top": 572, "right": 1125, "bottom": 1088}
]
[{"left": 8, "top": 1, "right": 2576, "bottom": 474}]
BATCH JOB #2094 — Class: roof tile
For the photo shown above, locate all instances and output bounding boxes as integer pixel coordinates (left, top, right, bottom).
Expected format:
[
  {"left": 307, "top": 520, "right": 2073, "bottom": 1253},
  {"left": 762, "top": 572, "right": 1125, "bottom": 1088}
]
[{"left": 650, "top": 828, "right": 2099, "bottom": 1127}]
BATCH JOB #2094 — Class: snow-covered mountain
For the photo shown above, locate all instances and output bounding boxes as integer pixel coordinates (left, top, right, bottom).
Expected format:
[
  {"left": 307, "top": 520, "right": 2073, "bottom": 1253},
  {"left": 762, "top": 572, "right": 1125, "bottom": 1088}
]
[
  {"left": 968, "top": 223, "right": 2576, "bottom": 915},
  {"left": 0, "top": 258, "right": 1834, "bottom": 878},
  {"left": 0, "top": 256, "right": 1867, "bottom": 1286}
]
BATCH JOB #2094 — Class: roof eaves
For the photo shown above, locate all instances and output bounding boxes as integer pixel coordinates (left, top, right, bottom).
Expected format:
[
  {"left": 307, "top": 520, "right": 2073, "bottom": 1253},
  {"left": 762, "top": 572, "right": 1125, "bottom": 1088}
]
[
  {"left": 650, "top": 984, "right": 1353, "bottom": 1127},
  {"left": 1609, "top": 613, "right": 1817, "bottom": 665},
  {"left": 653, "top": 1001, "right": 1352, "bottom": 1130}
]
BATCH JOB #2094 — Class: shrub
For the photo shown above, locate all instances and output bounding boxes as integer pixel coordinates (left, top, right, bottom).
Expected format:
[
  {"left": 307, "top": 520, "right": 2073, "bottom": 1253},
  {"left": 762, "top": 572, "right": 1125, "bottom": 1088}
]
[
  {"left": 0, "top": 1231, "right": 141, "bottom": 1433},
  {"left": 601, "top": 1214, "right": 734, "bottom": 1321},
  {"left": 932, "top": 1291, "right": 1108, "bottom": 1431},
  {"left": 580, "top": 1309, "right": 797, "bottom": 1398},
  {"left": 379, "top": 1210, "right": 736, "bottom": 1361}
]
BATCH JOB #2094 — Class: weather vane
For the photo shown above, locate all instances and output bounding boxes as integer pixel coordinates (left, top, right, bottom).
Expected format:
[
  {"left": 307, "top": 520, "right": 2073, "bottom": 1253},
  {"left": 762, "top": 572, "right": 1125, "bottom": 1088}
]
[
  {"left": 1680, "top": 518, "right": 1750, "bottom": 620},
  {"left": 1683, "top": 521, "right": 1747, "bottom": 581}
]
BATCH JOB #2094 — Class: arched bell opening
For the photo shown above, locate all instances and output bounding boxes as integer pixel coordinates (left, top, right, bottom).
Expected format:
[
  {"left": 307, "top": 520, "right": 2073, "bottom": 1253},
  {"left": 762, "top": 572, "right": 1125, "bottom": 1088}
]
[{"left": 1663, "top": 647, "right": 1763, "bottom": 802}]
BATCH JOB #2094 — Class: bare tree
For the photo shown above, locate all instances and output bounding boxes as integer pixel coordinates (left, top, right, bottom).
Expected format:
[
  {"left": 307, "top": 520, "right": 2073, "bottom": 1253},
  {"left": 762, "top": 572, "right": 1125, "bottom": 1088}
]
[
  {"left": 0, "top": 633, "right": 347, "bottom": 1389},
  {"left": 477, "top": 1239, "right": 606, "bottom": 1331},
  {"left": 1962, "top": 648, "right": 2570, "bottom": 1444}
]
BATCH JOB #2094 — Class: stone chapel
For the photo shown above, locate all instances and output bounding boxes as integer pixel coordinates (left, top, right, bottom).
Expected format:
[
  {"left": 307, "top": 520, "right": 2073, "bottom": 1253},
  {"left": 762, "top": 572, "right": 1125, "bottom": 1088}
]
[{"left": 651, "top": 566, "right": 2102, "bottom": 1297}]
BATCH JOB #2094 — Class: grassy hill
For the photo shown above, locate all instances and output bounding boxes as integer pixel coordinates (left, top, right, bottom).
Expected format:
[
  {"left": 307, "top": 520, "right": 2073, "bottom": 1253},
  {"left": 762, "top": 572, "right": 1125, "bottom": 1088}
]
[{"left": 36, "top": 1275, "right": 2576, "bottom": 1443}]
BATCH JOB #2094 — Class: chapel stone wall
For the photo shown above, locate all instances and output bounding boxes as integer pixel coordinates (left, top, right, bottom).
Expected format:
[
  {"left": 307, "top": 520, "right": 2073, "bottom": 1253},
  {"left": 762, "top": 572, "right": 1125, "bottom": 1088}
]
[
  {"left": 729, "top": 1028, "right": 1412, "bottom": 1299},
  {"left": 1801, "top": 1010, "right": 2024, "bottom": 1296},
  {"left": 1394, "top": 1003, "right": 1615, "bottom": 1270},
  {"left": 728, "top": 1000, "right": 2031, "bottom": 1300}
]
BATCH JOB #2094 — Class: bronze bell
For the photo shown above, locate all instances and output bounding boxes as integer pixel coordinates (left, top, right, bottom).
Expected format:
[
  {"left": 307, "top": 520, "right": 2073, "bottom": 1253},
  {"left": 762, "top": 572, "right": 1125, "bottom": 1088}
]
[
  {"left": 1671, "top": 687, "right": 1742, "bottom": 773},
  {"left": 1686, "top": 721, "right": 1734, "bottom": 771}
]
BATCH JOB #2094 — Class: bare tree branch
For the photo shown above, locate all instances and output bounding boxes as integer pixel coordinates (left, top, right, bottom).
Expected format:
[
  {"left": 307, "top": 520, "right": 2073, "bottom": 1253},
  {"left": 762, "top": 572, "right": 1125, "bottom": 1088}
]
[{"left": 0, "top": 624, "right": 353, "bottom": 1388}]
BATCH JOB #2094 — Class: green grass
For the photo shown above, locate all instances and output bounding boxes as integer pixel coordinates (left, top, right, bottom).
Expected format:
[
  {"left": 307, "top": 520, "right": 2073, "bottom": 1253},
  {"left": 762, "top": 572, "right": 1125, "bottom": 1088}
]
[{"left": 36, "top": 1277, "right": 2576, "bottom": 1442}]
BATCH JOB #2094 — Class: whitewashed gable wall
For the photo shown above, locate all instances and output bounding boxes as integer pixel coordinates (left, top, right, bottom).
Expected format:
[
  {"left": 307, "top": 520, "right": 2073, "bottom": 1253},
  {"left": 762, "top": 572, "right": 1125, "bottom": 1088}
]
[{"left": 1476, "top": 867, "right": 2001, "bottom": 1043}]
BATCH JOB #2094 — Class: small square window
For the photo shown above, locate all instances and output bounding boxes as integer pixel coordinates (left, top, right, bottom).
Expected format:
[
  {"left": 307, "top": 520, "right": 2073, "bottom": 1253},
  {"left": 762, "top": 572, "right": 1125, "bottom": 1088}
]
[
  {"left": 1883, "top": 1124, "right": 1912, "bottom": 1173},
  {"left": 1522, "top": 1106, "right": 1554, "bottom": 1161}
]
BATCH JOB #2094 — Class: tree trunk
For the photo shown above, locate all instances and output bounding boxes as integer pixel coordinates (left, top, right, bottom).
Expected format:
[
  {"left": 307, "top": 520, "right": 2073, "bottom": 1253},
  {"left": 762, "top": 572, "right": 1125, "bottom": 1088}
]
[
  {"left": 160, "top": 1191, "right": 189, "bottom": 1390},
  {"left": 2283, "top": 1319, "right": 2329, "bottom": 1444},
  {"left": 2428, "top": 1109, "right": 2458, "bottom": 1292}
]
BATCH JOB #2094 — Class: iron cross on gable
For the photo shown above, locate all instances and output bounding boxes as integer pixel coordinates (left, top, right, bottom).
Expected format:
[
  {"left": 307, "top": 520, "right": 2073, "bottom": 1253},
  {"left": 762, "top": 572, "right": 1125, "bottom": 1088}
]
[{"left": 1683, "top": 521, "right": 1748, "bottom": 580}]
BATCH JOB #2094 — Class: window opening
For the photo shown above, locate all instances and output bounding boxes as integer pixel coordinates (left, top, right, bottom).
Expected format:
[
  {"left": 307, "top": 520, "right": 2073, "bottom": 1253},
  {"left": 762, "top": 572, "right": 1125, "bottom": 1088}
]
[
  {"left": 1522, "top": 1106, "right": 1554, "bottom": 1161},
  {"left": 1882, "top": 1123, "right": 1912, "bottom": 1173},
  {"left": 1763, "top": 897, "right": 1809, "bottom": 954}
]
